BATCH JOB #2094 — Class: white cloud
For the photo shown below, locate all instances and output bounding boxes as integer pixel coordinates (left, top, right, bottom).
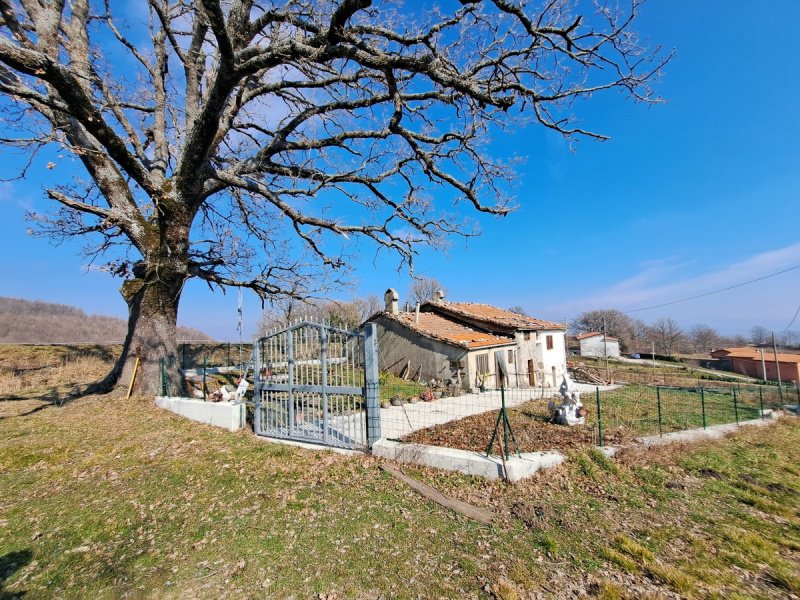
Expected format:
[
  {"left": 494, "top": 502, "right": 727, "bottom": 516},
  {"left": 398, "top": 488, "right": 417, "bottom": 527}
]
[{"left": 548, "top": 243, "right": 800, "bottom": 332}]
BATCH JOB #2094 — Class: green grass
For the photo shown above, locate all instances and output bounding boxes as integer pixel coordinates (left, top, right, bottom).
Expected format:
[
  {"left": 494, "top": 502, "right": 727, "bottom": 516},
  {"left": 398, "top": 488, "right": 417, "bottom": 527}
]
[
  {"left": 590, "top": 383, "right": 782, "bottom": 438},
  {"left": 1, "top": 358, "right": 799, "bottom": 598}
]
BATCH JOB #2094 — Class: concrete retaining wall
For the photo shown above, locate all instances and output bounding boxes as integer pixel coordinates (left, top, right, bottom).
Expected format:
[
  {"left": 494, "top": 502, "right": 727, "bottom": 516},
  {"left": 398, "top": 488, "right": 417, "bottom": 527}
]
[
  {"left": 372, "top": 439, "right": 565, "bottom": 482},
  {"left": 373, "top": 413, "right": 783, "bottom": 481},
  {"left": 155, "top": 396, "right": 246, "bottom": 431}
]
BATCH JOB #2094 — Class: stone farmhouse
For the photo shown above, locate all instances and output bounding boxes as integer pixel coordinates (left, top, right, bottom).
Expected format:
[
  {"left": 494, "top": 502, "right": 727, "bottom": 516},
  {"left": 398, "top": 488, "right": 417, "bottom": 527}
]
[{"left": 367, "top": 289, "right": 567, "bottom": 390}]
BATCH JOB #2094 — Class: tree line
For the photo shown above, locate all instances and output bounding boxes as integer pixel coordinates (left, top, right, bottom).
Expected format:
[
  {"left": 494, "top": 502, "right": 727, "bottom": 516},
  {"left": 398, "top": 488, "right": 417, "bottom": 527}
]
[
  {"left": 0, "top": 297, "right": 210, "bottom": 344},
  {"left": 570, "top": 309, "right": 799, "bottom": 356}
]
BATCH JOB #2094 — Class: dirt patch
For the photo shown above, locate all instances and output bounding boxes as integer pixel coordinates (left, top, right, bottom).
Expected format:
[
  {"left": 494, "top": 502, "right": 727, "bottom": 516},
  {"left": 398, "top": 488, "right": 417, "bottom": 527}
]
[{"left": 402, "top": 398, "right": 636, "bottom": 453}]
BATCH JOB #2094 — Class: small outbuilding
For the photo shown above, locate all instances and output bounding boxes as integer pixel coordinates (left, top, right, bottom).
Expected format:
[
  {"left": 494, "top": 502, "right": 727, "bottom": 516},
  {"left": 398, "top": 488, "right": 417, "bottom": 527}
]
[
  {"left": 576, "top": 332, "right": 620, "bottom": 359},
  {"left": 710, "top": 347, "right": 800, "bottom": 382}
]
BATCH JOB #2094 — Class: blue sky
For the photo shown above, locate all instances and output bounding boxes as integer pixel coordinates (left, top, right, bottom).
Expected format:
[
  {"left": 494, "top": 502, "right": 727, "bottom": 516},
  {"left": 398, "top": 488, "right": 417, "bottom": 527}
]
[{"left": 1, "top": 0, "right": 799, "bottom": 340}]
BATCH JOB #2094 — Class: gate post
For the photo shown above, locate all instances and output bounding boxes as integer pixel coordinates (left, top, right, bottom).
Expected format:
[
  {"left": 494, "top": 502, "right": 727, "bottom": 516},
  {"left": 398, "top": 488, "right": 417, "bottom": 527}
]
[
  {"left": 364, "top": 323, "right": 381, "bottom": 448},
  {"left": 254, "top": 339, "right": 262, "bottom": 435}
]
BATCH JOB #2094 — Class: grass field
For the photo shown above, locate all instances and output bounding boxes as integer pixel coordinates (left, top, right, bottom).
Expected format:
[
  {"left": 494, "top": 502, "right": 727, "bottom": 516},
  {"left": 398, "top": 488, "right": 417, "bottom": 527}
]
[{"left": 1, "top": 348, "right": 799, "bottom": 598}]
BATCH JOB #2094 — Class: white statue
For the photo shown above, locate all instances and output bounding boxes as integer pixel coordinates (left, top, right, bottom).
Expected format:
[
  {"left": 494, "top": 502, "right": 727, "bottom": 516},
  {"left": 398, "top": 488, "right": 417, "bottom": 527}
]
[{"left": 548, "top": 374, "right": 586, "bottom": 426}]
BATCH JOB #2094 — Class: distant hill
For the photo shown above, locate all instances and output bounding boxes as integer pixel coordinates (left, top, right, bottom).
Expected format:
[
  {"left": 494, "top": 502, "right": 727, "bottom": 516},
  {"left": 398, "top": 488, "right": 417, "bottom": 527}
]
[{"left": 0, "top": 296, "right": 213, "bottom": 344}]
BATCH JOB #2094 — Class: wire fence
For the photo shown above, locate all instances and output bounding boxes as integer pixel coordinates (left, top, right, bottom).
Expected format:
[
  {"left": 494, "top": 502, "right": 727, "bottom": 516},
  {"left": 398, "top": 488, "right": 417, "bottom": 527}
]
[
  {"left": 160, "top": 342, "right": 253, "bottom": 398},
  {"left": 389, "top": 381, "right": 797, "bottom": 456},
  {"left": 590, "top": 382, "right": 793, "bottom": 445}
]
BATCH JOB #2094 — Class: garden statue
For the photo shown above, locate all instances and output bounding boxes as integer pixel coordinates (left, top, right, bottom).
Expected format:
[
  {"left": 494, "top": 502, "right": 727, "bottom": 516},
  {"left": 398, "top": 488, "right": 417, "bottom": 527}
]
[{"left": 548, "top": 374, "right": 586, "bottom": 426}]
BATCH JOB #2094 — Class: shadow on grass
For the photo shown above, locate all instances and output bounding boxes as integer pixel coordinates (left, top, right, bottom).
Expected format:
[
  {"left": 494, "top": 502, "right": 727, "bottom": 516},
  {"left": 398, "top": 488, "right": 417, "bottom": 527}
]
[
  {"left": 0, "top": 549, "right": 32, "bottom": 599},
  {"left": 0, "top": 383, "right": 96, "bottom": 419}
]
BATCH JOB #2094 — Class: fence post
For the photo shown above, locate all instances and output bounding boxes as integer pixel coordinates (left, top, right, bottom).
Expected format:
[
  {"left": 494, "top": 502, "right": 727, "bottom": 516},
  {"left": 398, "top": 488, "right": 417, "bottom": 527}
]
[
  {"left": 733, "top": 386, "right": 739, "bottom": 424},
  {"left": 202, "top": 355, "right": 207, "bottom": 401},
  {"left": 656, "top": 386, "right": 663, "bottom": 437},
  {"left": 363, "top": 323, "right": 382, "bottom": 449},
  {"left": 796, "top": 382, "right": 800, "bottom": 404},
  {"left": 759, "top": 387, "right": 765, "bottom": 420},
  {"left": 160, "top": 357, "right": 166, "bottom": 397},
  {"left": 595, "top": 387, "right": 604, "bottom": 447},
  {"left": 700, "top": 387, "right": 707, "bottom": 429}
]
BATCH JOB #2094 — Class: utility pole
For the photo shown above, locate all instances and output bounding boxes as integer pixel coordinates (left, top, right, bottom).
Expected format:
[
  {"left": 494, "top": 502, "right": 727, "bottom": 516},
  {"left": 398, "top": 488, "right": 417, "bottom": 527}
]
[
  {"left": 772, "top": 332, "right": 782, "bottom": 388},
  {"left": 652, "top": 341, "right": 656, "bottom": 383}
]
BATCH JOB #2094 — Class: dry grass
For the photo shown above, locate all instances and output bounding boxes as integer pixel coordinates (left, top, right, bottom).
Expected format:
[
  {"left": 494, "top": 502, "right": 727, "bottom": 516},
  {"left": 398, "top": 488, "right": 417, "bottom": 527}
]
[
  {"left": 0, "top": 356, "right": 110, "bottom": 397},
  {"left": 1, "top": 345, "right": 799, "bottom": 599}
]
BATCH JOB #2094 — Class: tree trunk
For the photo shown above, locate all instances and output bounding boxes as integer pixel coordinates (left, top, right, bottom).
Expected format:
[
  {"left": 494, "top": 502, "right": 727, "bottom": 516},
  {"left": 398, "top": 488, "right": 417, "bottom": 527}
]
[{"left": 92, "top": 266, "right": 185, "bottom": 397}]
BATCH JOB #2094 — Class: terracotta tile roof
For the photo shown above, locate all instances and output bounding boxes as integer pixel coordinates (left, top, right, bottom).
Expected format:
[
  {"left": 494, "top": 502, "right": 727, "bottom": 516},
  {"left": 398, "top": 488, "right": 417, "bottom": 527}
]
[
  {"left": 427, "top": 301, "right": 565, "bottom": 331},
  {"left": 576, "top": 332, "right": 618, "bottom": 341},
  {"left": 711, "top": 347, "right": 800, "bottom": 363},
  {"left": 383, "top": 311, "right": 515, "bottom": 349}
]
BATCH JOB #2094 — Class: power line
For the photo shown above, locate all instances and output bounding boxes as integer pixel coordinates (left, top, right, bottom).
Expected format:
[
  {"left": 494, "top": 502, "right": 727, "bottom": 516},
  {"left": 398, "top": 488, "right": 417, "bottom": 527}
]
[
  {"left": 626, "top": 264, "right": 800, "bottom": 314},
  {"left": 780, "top": 301, "right": 800, "bottom": 333}
]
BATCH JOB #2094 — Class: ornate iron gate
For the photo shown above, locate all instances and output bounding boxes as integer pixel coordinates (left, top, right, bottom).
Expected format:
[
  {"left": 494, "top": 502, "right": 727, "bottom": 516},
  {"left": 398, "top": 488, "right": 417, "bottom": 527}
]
[{"left": 253, "top": 320, "right": 380, "bottom": 451}]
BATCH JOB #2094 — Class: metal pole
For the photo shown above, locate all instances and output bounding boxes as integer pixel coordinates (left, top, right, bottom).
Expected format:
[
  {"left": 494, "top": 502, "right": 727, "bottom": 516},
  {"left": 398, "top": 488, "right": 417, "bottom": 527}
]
[
  {"left": 602, "top": 317, "right": 610, "bottom": 382},
  {"left": 364, "top": 323, "right": 382, "bottom": 448},
  {"left": 502, "top": 385, "right": 509, "bottom": 459},
  {"left": 287, "top": 329, "right": 295, "bottom": 436},
  {"left": 700, "top": 387, "right": 707, "bottom": 429},
  {"left": 254, "top": 338, "right": 262, "bottom": 435},
  {"left": 595, "top": 387, "right": 603, "bottom": 447},
  {"left": 321, "top": 325, "right": 329, "bottom": 445},
  {"left": 656, "top": 386, "right": 663, "bottom": 437},
  {"left": 160, "top": 357, "right": 166, "bottom": 396},
  {"left": 760, "top": 347, "right": 767, "bottom": 383},
  {"left": 733, "top": 386, "right": 739, "bottom": 424},
  {"left": 203, "top": 355, "right": 207, "bottom": 400},
  {"left": 759, "top": 386, "right": 765, "bottom": 420}
]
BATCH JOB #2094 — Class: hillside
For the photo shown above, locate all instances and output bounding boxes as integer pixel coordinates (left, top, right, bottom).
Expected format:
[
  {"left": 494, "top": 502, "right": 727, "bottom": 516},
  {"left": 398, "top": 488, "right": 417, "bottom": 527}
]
[{"left": 0, "top": 296, "right": 212, "bottom": 343}]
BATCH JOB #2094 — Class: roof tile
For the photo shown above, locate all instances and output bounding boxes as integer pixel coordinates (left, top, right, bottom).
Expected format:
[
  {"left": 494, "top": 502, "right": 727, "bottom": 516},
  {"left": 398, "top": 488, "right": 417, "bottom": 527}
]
[
  {"left": 430, "top": 301, "right": 564, "bottom": 331},
  {"left": 386, "top": 311, "right": 515, "bottom": 349}
]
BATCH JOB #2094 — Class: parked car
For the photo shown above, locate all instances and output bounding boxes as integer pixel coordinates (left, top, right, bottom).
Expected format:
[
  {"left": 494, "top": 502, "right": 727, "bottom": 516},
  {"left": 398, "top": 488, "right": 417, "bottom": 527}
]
[{"left": 629, "top": 353, "right": 641, "bottom": 359}]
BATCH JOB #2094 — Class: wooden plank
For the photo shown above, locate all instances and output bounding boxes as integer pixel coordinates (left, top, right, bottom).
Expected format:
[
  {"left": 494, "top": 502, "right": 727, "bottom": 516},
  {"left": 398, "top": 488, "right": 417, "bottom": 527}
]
[{"left": 379, "top": 464, "right": 494, "bottom": 525}]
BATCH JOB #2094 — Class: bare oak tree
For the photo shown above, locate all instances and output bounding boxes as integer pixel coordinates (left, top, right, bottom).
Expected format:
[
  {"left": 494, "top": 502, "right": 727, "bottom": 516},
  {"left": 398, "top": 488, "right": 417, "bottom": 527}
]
[
  {"left": 649, "top": 317, "right": 684, "bottom": 356},
  {"left": 0, "top": 0, "right": 667, "bottom": 395},
  {"left": 408, "top": 277, "right": 446, "bottom": 306},
  {"left": 571, "top": 309, "right": 636, "bottom": 351},
  {"left": 687, "top": 323, "right": 720, "bottom": 354}
]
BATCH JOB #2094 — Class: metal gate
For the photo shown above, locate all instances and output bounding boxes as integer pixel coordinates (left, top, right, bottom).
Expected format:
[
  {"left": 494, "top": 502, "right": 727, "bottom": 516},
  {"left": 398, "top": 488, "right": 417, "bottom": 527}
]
[{"left": 253, "top": 320, "right": 380, "bottom": 451}]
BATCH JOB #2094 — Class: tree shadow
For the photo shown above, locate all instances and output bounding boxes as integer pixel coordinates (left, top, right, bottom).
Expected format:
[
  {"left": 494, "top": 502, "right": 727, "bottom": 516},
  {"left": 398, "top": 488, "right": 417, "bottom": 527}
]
[
  {"left": 0, "top": 549, "right": 32, "bottom": 599},
  {"left": 0, "top": 383, "right": 96, "bottom": 420}
]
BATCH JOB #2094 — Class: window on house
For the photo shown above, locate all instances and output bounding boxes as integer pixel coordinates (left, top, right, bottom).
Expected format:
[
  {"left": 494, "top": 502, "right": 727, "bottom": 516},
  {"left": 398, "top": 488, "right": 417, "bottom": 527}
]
[
  {"left": 476, "top": 353, "right": 489, "bottom": 374},
  {"left": 508, "top": 349, "right": 515, "bottom": 364},
  {"left": 523, "top": 332, "right": 531, "bottom": 341},
  {"left": 546, "top": 335, "right": 554, "bottom": 350}
]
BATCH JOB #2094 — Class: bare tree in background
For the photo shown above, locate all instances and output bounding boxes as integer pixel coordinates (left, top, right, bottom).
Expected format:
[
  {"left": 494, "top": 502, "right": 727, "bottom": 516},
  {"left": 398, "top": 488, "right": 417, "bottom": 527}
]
[
  {"left": 507, "top": 305, "right": 528, "bottom": 316},
  {"left": 650, "top": 317, "right": 684, "bottom": 356},
  {"left": 687, "top": 324, "right": 720, "bottom": 354},
  {"left": 259, "top": 295, "right": 380, "bottom": 333},
  {"left": 408, "top": 277, "right": 446, "bottom": 306},
  {"left": 749, "top": 325, "right": 771, "bottom": 346},
  {"left": 0, "top": 0, "right": 668, "bottom": 395},
  {"left": 571, "top": 309, "right": 636, "bottom": 351}
]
